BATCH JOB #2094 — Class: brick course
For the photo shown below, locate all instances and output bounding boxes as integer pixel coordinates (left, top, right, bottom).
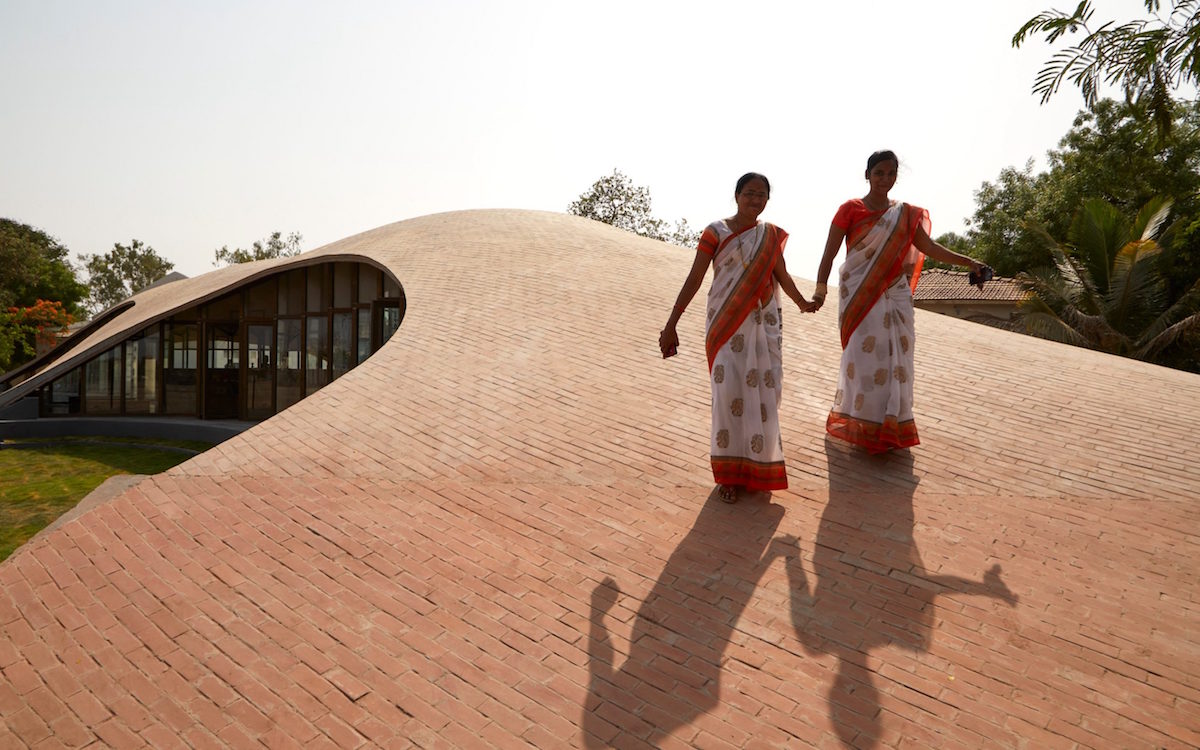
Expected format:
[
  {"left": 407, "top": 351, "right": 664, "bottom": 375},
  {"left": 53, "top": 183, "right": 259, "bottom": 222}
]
[{"left": 1, "top": 209, "right": 1198, "bottom": 748}]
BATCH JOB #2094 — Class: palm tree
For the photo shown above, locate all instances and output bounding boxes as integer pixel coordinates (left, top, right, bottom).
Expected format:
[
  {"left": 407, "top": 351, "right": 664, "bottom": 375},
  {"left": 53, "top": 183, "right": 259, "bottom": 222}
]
[
  {"left": 1013, "top": 0, "right": 1200, "bottom": 139},
  {"left": 1018, "top": 196, "right": 1200, "bottom": 368}
]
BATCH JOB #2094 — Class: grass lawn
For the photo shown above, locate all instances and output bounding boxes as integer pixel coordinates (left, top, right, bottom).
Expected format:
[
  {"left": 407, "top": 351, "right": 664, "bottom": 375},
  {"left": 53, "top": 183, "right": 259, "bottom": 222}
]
[{"left": 0, "top": 437, "right": 212, "bottom": 563}]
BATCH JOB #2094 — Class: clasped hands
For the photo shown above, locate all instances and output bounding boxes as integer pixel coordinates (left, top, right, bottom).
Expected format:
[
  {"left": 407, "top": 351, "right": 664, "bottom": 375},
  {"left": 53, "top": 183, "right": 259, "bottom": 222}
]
[{"left": 806, "top": 282, "right": 828, "bottom": 313}]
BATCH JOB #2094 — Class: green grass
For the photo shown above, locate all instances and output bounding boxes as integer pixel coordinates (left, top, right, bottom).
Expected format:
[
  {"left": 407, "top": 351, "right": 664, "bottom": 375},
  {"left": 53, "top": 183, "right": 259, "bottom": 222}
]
[{"left": 0, "top": 437, "right": 212, "bottom": 562}]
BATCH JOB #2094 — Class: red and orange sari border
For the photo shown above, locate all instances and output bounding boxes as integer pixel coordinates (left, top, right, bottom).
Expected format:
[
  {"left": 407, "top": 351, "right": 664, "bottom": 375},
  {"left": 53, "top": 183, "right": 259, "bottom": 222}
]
[
  {"left": 711, "top": 456, "right": 788, "bottom": 491},
  {"left": 705, "top": 223, "right": 787, "bottom": 371},
  {"left": 826, "top": 411, "right": 919, "bottom": 454}
]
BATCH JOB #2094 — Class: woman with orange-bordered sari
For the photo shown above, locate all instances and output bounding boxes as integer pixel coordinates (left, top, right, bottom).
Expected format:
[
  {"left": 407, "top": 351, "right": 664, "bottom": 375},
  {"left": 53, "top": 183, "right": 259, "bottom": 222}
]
[
  {"left": 811, "top": 151, "right": 988, "bottom": 453},
  {"left": 660, "top": 173, "right": 816, "bottom": 503}
]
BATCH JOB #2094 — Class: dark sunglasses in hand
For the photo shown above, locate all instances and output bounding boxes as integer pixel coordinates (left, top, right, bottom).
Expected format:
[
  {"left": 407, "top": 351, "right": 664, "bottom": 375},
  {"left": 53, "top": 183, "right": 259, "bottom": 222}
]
[{"left": 968, "top": 265, "right": 994, "bottom": 287}]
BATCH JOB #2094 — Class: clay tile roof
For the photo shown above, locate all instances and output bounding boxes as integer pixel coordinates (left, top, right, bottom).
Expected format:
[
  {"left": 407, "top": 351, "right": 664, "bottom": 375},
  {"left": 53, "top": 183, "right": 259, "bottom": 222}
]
[
  {"left": 1, "top": 209, "right": 1198, "bottom": 748},
  {"left": 913, "top": 267, "right": 1027, "bottom": 302}
]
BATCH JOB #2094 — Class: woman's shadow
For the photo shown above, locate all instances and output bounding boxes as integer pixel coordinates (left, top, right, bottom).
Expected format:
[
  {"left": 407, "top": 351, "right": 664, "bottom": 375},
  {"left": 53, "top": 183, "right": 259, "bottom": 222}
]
[
  {"left": 777, "top": 437, "right": 1018, "bottom": 748},
  {"left": 582, "top": 489, "right": 786, "bottom": 748}
]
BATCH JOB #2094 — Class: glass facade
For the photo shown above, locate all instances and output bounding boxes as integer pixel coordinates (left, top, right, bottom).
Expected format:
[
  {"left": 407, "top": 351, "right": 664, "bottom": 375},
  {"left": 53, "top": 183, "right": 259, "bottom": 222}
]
[
  {"left": 245, "top": 324, "right": 274, "bottom": 420},
  {"left": 276, "top": 318, "right": 303, "bottom": 412},
  {"left": 84, "top": 346, "right": 121, "bottom": 415},
  {"left": 124, "top": 327, "right": 159, "bottom": 414},
  {"left": 36, "top": 260, "right": 404, "bottom": 421},
  {"left": 304, "top": 316, "right": 329, "bottom": 397},
  {"left": 164, "top": 322, "right": 199, "bottom": 415}
]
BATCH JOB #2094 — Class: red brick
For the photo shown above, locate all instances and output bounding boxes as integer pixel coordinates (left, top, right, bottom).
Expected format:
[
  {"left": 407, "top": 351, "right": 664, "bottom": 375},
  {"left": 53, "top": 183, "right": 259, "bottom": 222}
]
[{"left": 2, "top": 210, "right": 1200, "bottom": 750}]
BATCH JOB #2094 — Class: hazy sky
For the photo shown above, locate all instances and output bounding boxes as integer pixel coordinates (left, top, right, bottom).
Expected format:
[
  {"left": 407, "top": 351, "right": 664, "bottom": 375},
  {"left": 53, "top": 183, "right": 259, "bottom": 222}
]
[{"left": 1, "top": 0, "right": 1159, "bottom": 280}]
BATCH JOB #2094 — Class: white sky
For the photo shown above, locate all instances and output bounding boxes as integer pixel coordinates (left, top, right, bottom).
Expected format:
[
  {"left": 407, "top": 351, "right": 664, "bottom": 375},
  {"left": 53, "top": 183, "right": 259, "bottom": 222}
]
[{"left": 0, "top": 0, "right": 1158, "bottom": 281}]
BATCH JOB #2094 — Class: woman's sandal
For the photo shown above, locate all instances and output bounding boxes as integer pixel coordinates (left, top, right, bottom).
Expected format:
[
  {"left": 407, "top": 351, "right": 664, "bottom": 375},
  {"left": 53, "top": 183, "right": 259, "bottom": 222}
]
[{"left": 718, "top": 484, "right": 739, "bottom": 504}]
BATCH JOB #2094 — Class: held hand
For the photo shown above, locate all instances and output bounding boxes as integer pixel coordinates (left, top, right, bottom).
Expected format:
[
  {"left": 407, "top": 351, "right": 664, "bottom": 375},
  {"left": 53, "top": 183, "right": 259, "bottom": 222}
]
[
  {"left": 659, "top": 325, "right": 679, "bottom": 358},
  {"left": 810, "top": 282, "right": 828, "bottom": 312}
]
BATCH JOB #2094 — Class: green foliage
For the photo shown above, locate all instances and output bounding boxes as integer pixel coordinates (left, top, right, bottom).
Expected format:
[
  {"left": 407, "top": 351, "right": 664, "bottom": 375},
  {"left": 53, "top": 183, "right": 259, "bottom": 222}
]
[
  {"left": 213, "top": 231, "right": 303, "bottom": 266},
  {"left": 0, "top": 220, "right": 87, "bottom": 372},
  {"left": 966, "top": 161, "right": 1054, "bottom": 276},
  {"left": 568, "top": 169, "right": 700, "bottom": 247},
  {"left": 0, "top": 300, "right": 75, "bottom": 373},
  {"left": 1013, "top": 0, "right": 1200, "bottom": 137},
  {"left": 967, "top": 99, "right": 1200, "bottom": 297},
  {"left": 0, "top": 438, "right": 207, "bottom": 562},
  {"left": 0, "top": 219, "right": 87, "bottom": 315},
  {"left": 1018, "top": 196, "right": 1200, "bottom": 370},
  {"left": 924, "top": 232, "right": 974, "bottom": 271},
  {"left": 79, "top": 239, "right": 175, "bottom": 314}
]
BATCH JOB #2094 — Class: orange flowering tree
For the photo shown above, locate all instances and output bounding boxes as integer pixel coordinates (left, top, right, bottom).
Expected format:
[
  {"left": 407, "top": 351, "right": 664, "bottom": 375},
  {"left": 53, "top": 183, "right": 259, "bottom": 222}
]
[{"left": 0, "top": 299, "right": 74, "bottom": 373}]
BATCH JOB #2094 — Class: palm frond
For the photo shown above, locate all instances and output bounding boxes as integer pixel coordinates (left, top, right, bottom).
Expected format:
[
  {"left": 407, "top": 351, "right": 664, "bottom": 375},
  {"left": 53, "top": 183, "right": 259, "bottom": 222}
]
[
  {"left": 1017, "top": 266, "right": 1075, "bottom": 310},
  {"left": 1134, "top": 279, "right": 1200, "bottom": 356},
  {"left": 1135, "top": 311, "right": 1200, "bottom": 359},
  {"left": 1022, "top": 221, "right": 1097, "bottom": 303},
  {"left": 1017, "top": 296, "right": 1093, "bottom": 348},
  {"left": 1132, "top": 195, "right": 1173, "bottom": 240},
  {"left": 1108, "top": 239, "right": 1167, "bottom": 333},
  {"left": 1061, "top": 304, "right": 1132, "bottom": 353},
  {"left": 1012, "top": 2, "right": 1093, "bottom": 47},
  {"left": 1016, "top": 273, "right": 1128, "bottom": 351},
  {"left": 1068, "top": 199, "right": 1128, "bottom": 292}
]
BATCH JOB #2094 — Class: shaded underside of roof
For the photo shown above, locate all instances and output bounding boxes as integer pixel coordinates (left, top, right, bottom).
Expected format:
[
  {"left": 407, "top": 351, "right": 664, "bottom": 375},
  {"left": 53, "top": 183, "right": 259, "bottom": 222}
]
[{"left": 1, "top": 209, "right": 1198, "bottom": 749}]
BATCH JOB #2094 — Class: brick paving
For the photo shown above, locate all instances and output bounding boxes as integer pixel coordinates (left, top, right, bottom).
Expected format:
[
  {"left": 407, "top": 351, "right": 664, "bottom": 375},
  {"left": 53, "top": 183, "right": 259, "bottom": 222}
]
[{"left": 2, "top": 209, "right": 1199, "bottom": 748}]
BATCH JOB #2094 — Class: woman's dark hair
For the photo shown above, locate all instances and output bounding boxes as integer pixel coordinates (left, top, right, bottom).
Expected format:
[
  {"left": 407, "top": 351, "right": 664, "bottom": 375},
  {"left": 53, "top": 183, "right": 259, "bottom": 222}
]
[
  {"left": 735, "top": 172, "right": 770, "bottom": 197},
  {"left": 865, "top": 150, "right": 899, "bottom": 178}
]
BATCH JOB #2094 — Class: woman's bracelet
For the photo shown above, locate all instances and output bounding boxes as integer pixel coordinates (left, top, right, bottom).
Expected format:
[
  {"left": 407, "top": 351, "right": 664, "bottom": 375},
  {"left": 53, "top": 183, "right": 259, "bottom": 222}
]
[{"left": 813, "top": 283, "right": 828, "bottom": 299}]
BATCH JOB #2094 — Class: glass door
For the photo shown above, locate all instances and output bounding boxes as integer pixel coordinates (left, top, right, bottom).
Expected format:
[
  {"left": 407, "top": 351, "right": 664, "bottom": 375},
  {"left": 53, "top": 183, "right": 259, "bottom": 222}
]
[
  {"left": 245, "top": 324, "right": 274, "bottom": 419},
  {"left": 205, "top": 322, "right": 240, "bottom": 419}
]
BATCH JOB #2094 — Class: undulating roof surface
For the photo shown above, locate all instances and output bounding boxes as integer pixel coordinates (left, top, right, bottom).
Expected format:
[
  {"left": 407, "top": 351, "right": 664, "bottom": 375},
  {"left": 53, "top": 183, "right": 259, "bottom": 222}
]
[{"left": 2, "top": 209, "right": 1198, "bottom": 749}]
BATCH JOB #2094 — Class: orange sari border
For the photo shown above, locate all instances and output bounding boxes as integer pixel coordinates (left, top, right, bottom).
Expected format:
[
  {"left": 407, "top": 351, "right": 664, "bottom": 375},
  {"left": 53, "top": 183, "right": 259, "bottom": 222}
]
[
  {"left": 826, "top": 411, "right": 919, "bottom": 454},
  {"left": 839, "top": 204, "right": 928, "bottom": 349},
  {"left": 705, "top": 224, "right": 787, "bottom": 371},
  {"left": 711, "top": 457, "right": 788, "bottom": 491}
]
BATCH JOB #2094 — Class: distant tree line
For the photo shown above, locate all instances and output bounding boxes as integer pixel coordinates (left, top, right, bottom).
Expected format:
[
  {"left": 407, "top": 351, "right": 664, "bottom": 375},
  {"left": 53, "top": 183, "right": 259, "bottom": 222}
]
[{"left": 0, "top": 223, "right": 302, "bottom": 374}]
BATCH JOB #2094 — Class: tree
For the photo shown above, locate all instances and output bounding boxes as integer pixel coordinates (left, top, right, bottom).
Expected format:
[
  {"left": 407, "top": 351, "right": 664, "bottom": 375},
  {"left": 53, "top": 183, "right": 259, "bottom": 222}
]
[
  {"left": 0, "top": 300, "right": 75, "bottom": 373},
  {"left": 0, "top": 219, "right": 87, "bottom": 315},
  {"left": 568, "top": 169, "right": 699, "bottom": 247},
  {"left": 966, "top": 98, "right": 1200, "bottom": 294},
  {"left": 0, "top": 219, "right": 87, "bottom": 372},
  {"left": 666, "top": 218, "right": 702, "bottom": 249},
  {"left": 922, "top": 233, "right": 976, "bottom": 271},
  {"left": 1013, "top": 0, "right": 1200, "bottom": 137},
  {"left": 213, "top": 231, "right": 303, "bottom": 266},
  {"left": 79, "top": 239, "right": 174, "bottom": 314},
  {"left": 965, "top": 161, "right": 1056, "bottom": 277},
  {"left": 1018, "top": 196, "right": 1200, "bottom": 371}
]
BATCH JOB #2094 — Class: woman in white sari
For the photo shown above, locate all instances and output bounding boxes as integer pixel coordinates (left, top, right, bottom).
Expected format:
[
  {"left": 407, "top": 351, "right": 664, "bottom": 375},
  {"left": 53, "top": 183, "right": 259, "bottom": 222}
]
[
  {"left": 811, "top": 151, "right": 989, "bottom": 453},
  {"left": 660, "top": 173, "right": 816, "bottom": 502}
]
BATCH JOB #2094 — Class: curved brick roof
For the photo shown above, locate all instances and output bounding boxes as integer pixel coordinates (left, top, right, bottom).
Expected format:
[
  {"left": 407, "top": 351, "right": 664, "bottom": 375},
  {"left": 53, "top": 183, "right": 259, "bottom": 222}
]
[{"left": 2, "top": 209, "right": 1198, "bottom": 748}]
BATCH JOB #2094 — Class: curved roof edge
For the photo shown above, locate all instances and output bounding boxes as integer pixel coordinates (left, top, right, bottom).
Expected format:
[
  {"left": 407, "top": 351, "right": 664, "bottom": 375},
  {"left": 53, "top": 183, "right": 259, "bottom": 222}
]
[{"left": 0, "top": 251, "right": 397, "bottom": 410}]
